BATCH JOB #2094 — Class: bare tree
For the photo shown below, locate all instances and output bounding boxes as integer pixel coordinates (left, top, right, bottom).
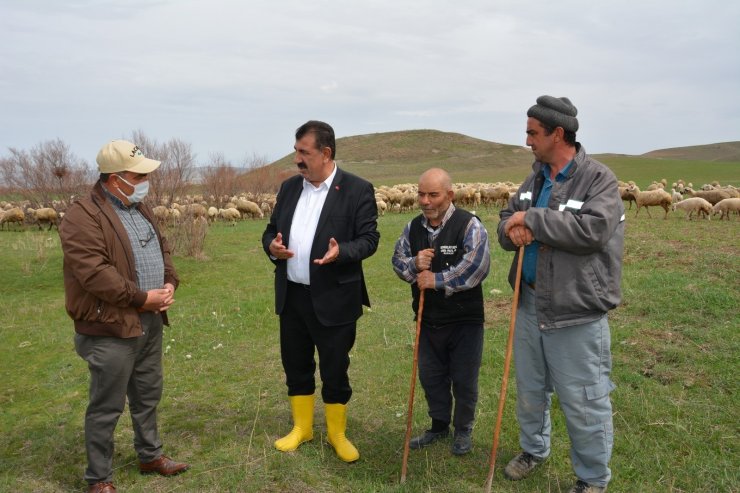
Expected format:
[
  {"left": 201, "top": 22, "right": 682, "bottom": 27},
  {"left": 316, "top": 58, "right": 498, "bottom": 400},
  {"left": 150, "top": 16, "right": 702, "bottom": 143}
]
[
  {"left": 240, "top": 166, "right": 294, "bottom": 195},
  {"left": 242, "top": 151, "right": 270, "bottom": 170},
  {"left": 201, "top": 153, "right": 240, "bottom": 206},
  {"left": 237, "top": 151, "right": 285, "bottom": 194},
  {"left": 0, "top": 139, "right": 92, "bottom": 206},
  {"left": 128, "top": 131, "right": 196, "bottom": 206}
]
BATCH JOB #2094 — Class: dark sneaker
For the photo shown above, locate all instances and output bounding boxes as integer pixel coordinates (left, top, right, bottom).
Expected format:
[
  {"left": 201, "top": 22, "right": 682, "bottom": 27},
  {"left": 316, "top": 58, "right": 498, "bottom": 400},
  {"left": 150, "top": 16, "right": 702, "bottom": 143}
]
[
  {"left": 569, "top": 480, "right": 607, "bottom": 493},
  {"left": 451, "top": 430, "right": 472, "bottom": 455},
  {"left": 409, "top": 428, "right": 449, "bottom": 449},
  {"left": 503, "top": 451, "right": 543, "bottom": 480}
]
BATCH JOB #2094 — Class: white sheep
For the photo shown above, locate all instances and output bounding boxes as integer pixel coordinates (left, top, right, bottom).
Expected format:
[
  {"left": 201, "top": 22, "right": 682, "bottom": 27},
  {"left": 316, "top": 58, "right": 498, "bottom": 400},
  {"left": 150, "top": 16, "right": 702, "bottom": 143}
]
[
  {"left": 711, "top": 198, "right": 740, "bottom": 221},
  {"left": 235, "top": 199, "right": 264, "bottom": 219},
  {"left": 376, "top": 200, "right": 387, "bottom": 216},
  {"left": 0, "top": 207, "right": 25, "bottom": 230},
  {"left": 671, "top": 197, "right": 712, "bottom": 220},
  {"left": 630, "top": 186, "right": 672, "bottom": 219},
  {"left": 207, "top": 206, "right": 219, "bottom": 223},
  {"left": 152, "top": 205, "right": 170, "bottom": 226},
  {"left": 31, "top": 207, "right": 59, "bottom": 230},
  {"left": 185, "top": 203, "right": 208, "bottom": 219},
  {"left": 670, "top": 188, "right": 682, "bottom": 204},
  {"left": 169, "top": 207, "right": 181, "bottom": 223},
  {"left": 684, "top": 187, "right": 734, "bottom": 205},
  {"left": 218, "top": 207, "right": 241, "bottom": 225}
]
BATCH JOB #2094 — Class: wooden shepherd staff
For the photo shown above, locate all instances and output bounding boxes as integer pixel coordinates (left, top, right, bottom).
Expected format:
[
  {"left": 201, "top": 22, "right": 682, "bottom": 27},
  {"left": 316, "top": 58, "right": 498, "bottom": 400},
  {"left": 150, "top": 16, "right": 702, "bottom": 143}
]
[
  {"left": 400, "top": 288, "right": 425, "bottom": 483},
  {"left": 484, "top": 245, "right": 525, "bottom": 493}
]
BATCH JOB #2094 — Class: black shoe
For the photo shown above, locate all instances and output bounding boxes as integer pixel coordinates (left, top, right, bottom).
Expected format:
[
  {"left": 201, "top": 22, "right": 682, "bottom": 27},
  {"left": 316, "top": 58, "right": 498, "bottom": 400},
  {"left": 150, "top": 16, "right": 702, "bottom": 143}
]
[
  {"left": 409, "top": 428, "right": 449, "bottom": 449},
  {"left": 451, "top": 430, "right": 472, "bottom": 455}
]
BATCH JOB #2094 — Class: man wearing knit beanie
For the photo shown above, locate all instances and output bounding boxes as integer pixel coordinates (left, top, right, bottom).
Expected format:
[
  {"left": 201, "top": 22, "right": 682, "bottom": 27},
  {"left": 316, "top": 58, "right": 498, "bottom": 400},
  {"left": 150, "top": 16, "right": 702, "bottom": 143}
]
[{"left": 496, "top": 96, "right": 625, "bottom": 493}]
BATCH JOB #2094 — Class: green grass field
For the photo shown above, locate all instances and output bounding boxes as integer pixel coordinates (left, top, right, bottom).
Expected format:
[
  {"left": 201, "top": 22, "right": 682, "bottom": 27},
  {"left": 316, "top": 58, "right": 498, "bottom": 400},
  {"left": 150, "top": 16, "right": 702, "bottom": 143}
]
[{"left": 0, "top": 203, "right": 738, "bottom": 492}]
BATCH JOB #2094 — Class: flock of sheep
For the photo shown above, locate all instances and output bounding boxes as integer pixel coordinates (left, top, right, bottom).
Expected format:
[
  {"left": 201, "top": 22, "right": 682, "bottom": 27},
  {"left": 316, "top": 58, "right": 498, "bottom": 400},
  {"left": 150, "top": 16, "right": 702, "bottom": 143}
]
[
  {"left": 618, "top": 179, "right": 740, "bottom": 221},
  {"left": 1, "top": 178, "right": 739, "bottom": 232},
  {"left": 0, "top": 205, "right": 60, "bottom": 231}
]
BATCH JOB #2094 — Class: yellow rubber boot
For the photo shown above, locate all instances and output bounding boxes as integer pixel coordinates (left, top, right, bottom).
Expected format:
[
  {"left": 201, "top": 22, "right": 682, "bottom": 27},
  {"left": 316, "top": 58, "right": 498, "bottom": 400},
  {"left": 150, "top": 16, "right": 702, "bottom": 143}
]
[
  {"left": 274, "top": 394, "right": 314, "bottom": 452},
  {"left": 325, "top": 403, "right": 360, "bottom": 462}
]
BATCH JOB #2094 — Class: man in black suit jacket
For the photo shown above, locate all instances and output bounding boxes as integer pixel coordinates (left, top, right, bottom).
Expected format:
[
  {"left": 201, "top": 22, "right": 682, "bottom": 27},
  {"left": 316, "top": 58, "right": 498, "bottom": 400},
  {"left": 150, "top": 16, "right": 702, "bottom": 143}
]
[{"left": 262, "top": 120, "right": 379, "bottom": 462}]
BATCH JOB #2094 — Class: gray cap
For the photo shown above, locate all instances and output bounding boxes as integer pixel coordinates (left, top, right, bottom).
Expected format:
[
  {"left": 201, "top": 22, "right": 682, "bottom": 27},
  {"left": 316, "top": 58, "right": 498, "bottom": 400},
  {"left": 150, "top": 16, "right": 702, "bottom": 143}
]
[{"left": 527, "top": 95, "right": 579, "bottom": 132}]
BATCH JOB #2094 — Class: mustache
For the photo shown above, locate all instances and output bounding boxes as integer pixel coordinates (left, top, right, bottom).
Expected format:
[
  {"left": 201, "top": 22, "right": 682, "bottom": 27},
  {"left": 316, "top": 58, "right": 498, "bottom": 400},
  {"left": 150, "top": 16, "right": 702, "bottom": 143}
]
[{"left": 296, "top": 162, "right": 307, "bottom": 170}]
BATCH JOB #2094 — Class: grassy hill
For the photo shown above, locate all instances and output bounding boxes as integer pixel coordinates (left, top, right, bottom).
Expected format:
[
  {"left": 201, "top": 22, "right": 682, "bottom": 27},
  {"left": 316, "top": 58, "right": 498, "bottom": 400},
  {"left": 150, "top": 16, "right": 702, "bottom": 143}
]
[
  {"left": 641, "top": 141, "right": 740, "bottom": 162},
  {"left": 263, "top": 130, "right": 533, "bottom": 185},
  {"left": 252, "top": 130, "right": 740, "bottom": 188}
]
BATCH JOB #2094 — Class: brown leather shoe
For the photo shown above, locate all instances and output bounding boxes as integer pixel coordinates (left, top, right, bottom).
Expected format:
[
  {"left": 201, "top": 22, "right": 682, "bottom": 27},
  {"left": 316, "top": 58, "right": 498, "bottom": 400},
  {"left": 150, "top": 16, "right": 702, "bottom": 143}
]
[
  {"left": 88, "top": 482, "right": 116, "bottom": 493},
  {"left": 139, "top": 455, "right": 190, "bottom": 476}
]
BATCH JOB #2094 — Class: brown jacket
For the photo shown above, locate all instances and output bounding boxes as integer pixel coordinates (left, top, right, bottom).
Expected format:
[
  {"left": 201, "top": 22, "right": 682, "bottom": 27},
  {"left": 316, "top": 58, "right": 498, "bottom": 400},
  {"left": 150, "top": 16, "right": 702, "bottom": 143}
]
[{"left": 59, "top": 182, "right": 179, "bottom": 338}]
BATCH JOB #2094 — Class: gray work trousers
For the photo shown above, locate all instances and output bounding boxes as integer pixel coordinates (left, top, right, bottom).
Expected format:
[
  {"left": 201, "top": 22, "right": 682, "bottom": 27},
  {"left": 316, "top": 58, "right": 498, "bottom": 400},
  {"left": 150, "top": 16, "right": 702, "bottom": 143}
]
[
  {"left": 514, "top": 284, "right": 615, "bottom": 487},
  {"left": 74, "top": 312, "right": 164, "bottom": 484},
  {"left": 418, "top": 321, "right": 484, "bottom": 433}
]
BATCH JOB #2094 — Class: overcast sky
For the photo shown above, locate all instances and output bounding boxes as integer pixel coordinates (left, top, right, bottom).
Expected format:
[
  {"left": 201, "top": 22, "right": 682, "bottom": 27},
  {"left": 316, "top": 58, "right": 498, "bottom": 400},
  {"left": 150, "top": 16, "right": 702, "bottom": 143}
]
[{"left": 1, "top": 0, "right": 739, "bottom": 166}]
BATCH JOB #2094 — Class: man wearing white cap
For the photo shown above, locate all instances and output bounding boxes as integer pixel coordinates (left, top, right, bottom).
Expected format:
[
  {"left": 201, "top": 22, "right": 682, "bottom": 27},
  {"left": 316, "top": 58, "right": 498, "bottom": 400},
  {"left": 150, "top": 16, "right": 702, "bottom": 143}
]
[{"left": 60, "top": 140, "right": 189, "bottom": 493}]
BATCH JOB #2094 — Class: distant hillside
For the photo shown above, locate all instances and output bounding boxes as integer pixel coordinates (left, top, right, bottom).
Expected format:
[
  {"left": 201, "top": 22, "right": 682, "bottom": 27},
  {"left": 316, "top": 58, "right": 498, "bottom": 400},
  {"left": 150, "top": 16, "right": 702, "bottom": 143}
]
[
  {"left": 263, "top": 130, "right": 533, "bottom": 185},
  {"left": 246, "top": 130, "right": 739, "bottom": 188},
  {"left": 641, "top": 141, "right": 740, "bottom": 162}
]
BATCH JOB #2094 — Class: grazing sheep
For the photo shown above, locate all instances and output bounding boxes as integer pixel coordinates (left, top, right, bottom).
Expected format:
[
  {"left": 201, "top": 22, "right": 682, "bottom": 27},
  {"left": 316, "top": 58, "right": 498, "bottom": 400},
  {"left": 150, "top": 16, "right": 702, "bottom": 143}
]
[
  {"left": 480, "top": 185, "right": 510, "bottom": 208},
  {"left": 670, "top": 188, "right": 682, "bottom": 204},
  {"left": 218, "top": 207, "right": 241, "bottom": 225},
  {"left": 619, "top": 186, "right": 637, "bottom": 210},
  {"left": 684, "top": 187, "right": 733, "bottom": 205},
  {"left": 399, "top": 193, "right": 416, "bottom": 211},
  {"left": 630, "top": 185, "right": 672, "bottom": 219},
  {"left": 0, "top": 207, "right": 25, "bottom": 230},
  {"left": 152, "top": 205, "right": 170, "bottom": 226},
  {"left": 169, "top": 207, "right": 181, "bottom": 223},
  {"left": 671, "top": 197, "right": 712, "bottom": 220},
  {"left": 29, "top": 207, "right": 59, "bottom": 230},
  {"left": 185, "top": 203, "right": 208, "bottom": 219},
  {"left": 376, "top": 199, "right": 387, "bottom": 216},
  {"left": 711, "top": 198, "right": 740, "bottom": 220},
  {"left": 207, "top": 206, "right": 218, "bottom": 223},
  {"left": 235, "top": 199, "right": 264, "bottom": 219}
]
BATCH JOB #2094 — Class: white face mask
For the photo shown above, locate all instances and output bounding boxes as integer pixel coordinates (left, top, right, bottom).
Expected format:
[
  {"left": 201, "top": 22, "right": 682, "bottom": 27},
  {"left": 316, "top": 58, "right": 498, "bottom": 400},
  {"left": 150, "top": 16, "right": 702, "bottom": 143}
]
[{"left": 115, "top": 174, "right": 150, "bottom": 203}]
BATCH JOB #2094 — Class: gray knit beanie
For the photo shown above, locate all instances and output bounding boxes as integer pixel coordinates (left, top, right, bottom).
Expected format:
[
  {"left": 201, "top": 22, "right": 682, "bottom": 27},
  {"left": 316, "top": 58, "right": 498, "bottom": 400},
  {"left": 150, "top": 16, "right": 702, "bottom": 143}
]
[{"left": 527, "top": 95, "right": 579, "bottom": 132}]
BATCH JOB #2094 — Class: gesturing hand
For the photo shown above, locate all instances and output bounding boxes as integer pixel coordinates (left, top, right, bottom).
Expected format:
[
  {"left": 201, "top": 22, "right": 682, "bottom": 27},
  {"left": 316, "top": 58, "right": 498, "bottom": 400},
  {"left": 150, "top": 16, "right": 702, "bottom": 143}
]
[
  {"left": 314, "top": 237, "right": 339, "bottom": 265},
  {"left": 269, "top": 232, "right": 295, "bottom": 260}
]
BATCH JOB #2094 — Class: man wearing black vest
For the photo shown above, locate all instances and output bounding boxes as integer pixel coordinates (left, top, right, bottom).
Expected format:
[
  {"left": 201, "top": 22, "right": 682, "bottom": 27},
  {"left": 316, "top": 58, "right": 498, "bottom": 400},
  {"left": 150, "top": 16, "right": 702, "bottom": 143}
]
[{"left": 392, "top": 168, "right": 490, "bottom": 455}]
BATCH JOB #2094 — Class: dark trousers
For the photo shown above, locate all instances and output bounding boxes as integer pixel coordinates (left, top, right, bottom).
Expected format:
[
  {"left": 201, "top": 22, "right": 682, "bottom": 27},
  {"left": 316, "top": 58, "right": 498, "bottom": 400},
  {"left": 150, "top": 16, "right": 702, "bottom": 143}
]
[
  {"left": 279, "top": 282, "right": 357, "bottom": 404},
  {"left": 74, "top": 312, "right": 164, "bottom": 484},
  {"left": 418, "top": 321, "right": 484, "bottom": 433}
]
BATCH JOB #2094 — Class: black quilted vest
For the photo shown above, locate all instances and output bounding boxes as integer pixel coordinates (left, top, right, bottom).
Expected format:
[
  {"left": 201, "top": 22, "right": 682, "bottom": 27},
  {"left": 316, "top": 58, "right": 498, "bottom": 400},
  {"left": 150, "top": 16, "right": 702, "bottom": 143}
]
[{"left": 409, "top": 208, "right": 484, "bottom": 326}]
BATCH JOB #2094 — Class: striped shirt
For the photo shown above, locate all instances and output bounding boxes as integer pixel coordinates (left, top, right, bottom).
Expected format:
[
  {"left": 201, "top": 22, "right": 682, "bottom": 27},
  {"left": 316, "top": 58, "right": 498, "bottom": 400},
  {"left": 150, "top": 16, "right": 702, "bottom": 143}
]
[
  {"left": 103, "top": 186, "right": 165, "bottom": 292},
  {"left": 392, "top": 204, "right": 490, "bottom": 297}
]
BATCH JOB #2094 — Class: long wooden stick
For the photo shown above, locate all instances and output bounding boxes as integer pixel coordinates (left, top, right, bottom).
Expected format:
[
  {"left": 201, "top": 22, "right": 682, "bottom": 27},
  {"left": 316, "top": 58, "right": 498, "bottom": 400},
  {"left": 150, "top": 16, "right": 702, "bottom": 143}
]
[
  {"left": 400, "top": 289, "right": 425, "bottom": 483},
  {"left": 484, "top": 245, "right": 525, "bottom": 493}
]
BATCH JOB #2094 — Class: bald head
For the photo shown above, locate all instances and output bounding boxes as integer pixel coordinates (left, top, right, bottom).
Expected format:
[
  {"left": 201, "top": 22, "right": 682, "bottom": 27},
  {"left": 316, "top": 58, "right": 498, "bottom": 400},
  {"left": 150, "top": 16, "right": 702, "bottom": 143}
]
[
  {"left": 418, "top": 168, "right": 454, "bottom": 226},
  {"left": 419, "top": 168, "right": 452, "bottom": 191}
]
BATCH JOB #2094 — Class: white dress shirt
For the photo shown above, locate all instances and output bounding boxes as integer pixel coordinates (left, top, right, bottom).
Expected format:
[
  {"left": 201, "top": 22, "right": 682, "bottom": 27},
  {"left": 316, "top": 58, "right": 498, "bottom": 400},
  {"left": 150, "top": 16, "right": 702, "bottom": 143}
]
[{"left": 286, "top": 164, "right": 337, "bottom": 285}]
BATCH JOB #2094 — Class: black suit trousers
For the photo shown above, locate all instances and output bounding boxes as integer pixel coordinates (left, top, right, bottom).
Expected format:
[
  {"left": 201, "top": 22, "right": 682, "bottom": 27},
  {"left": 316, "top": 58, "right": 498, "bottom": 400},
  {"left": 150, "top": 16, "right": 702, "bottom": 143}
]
[{"left": 279, "top": 281, "right": 357, "bottom": 404}]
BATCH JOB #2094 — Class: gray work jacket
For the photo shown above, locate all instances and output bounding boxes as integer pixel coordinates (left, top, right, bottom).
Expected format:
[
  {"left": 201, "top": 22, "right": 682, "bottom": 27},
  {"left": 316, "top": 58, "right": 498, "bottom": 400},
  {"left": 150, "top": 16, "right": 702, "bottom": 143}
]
[{"left": 498, "top": 144, "right": 625, "bottom": 330}]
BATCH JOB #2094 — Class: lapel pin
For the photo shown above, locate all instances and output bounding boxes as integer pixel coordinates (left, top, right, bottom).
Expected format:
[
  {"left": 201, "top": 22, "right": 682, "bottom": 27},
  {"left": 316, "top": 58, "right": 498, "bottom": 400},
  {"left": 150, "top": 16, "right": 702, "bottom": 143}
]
[{"left": 335, "top": 185, "right": 340, "bottom": 191}]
